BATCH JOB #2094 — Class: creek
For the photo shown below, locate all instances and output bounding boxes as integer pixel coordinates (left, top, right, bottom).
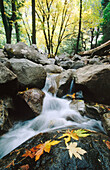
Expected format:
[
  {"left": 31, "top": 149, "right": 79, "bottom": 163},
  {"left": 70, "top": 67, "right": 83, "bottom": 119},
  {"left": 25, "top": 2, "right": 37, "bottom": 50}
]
[{"left": 0, "top": 74, "right": 104, "bottom": 159}]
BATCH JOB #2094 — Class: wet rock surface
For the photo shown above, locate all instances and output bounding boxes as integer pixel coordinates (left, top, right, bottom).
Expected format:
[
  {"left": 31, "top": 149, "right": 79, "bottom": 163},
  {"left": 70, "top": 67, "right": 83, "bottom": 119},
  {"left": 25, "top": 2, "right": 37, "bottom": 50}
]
[
  {"left": 70, "top": 100, "right": 85, "bottom": 115},
  {"left": 16, "top": 88, "right": 45, "bottom": 118},
  {"left": 0, "top": 128, "right": 110, "bottom": 170}
]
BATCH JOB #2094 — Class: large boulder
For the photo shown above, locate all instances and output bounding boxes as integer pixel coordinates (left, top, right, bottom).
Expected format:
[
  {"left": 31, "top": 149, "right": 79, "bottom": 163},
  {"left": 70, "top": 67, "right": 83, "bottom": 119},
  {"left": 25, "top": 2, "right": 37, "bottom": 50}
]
[
  {"left": 9, "top": 58, "right": 47, "bottom": 90},
  {"left": 75, "top": 64, "right": 110, "bottom": 105},
  {"left": 4, "top": 42, "right": 28, "bottom": 58},
  {"left": 0, "top": 62, "right": 18, "bottom": 96},
  {"left": 27, "top": 46, "right": 50, "bottom": 65},
  {"left": 4, "top": 42, "right": 50, "bottom": 65},
  {"left": 14, "top": 88, "right": 45, "bottom": 120},
  {"left": 0, "top": 128, "right": 110, "bottom": 169}
]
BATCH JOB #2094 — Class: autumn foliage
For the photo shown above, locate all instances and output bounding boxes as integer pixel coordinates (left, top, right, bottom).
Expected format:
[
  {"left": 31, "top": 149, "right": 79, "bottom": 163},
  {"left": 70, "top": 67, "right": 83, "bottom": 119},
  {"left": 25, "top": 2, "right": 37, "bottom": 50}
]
[{"left": 22, "top": 140, "right": 60, "bottom": 161}]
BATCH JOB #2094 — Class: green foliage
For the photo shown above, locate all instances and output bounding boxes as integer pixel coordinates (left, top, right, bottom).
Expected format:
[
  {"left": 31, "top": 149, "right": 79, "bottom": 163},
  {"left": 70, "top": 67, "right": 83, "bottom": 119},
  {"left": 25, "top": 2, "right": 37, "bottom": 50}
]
[
  {"left": 100, "top": 2, "right": 110, "bottom": 43},
  {"left": 59, "top": 37, "right": 82, "bottom": 55},
  {"left": 101, "top": 0, "right": 109, "bottom": 8}
]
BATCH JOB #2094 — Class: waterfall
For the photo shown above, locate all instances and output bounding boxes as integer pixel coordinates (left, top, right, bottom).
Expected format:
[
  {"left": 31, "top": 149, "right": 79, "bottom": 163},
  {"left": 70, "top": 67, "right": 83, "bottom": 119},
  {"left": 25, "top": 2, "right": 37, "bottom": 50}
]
[
  {"left": 0, "top": 74, "right": 104, "bottom": 159},
  {"left": 69, "top": 79, "right": 74, "bottom": 94}
]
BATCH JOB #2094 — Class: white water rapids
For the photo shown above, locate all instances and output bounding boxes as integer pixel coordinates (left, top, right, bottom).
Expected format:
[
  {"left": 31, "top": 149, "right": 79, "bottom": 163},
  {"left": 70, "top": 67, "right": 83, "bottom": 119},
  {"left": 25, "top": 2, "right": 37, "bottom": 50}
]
[{"left": 0, "top": 74, "right": 105, "bottom": 159}]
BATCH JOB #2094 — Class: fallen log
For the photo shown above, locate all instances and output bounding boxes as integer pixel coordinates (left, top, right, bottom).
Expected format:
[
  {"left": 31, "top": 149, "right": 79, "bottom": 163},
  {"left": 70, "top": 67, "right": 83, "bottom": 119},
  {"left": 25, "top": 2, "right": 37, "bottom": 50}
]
[{"left": 79, "top": 40, "right": 110, "bottom": 56}]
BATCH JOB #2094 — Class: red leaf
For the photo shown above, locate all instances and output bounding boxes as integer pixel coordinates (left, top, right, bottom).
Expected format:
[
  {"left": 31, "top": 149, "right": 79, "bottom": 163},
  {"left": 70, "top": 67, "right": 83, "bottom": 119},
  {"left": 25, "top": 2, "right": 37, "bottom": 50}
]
[
  {"left": 105, "top": 140, "right": 110, "bottom": 150},
  {"left": 20, "top": 164, "right": 29, "bottom": 170}
]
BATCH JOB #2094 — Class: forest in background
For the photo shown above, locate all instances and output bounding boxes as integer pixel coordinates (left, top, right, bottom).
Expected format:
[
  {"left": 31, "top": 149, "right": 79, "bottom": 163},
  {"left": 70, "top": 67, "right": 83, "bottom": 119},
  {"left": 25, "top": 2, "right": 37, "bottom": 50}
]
[{"left": 0, "top": 0, "right": 110, "bottom": 56}]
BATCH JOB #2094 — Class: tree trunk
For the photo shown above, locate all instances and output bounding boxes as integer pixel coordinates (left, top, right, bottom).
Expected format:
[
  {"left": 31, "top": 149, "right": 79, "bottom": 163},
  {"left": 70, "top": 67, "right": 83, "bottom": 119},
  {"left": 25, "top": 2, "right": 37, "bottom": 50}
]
[
  {"left": 95, "top": 27, "right": 99, "bottom": 47},
  {"left": 79, "top": 40, "right": 110, "bottom": 56},
  {"left": 12, "top": 0, "right": 20, "bottom": 42},
  {"left": 90, "top": 28, "right": 94, "bottom": 49},
  {"left": 0, "top": 0, "right": 12, "bottom": 43},
  {"left": 75, "top": 0, "right": 82, "bottom": 53},
  {"left": 32, "top": 0, "right": 36, "bottom": 44}
]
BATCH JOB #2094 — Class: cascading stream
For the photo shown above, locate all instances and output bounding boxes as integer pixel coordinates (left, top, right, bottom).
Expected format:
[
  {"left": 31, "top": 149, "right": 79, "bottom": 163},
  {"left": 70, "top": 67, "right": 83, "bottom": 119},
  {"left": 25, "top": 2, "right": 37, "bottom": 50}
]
[{"left": 0, "top": 74, "right": 105, "bottom": 159}]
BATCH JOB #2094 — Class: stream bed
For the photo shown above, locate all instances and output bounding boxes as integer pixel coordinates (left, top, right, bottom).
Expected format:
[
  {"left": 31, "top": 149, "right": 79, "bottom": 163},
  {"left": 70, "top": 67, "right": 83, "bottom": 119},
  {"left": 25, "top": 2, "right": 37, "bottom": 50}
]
[{"left": 0, "top": 75, "right": 105, "bottom": 159}]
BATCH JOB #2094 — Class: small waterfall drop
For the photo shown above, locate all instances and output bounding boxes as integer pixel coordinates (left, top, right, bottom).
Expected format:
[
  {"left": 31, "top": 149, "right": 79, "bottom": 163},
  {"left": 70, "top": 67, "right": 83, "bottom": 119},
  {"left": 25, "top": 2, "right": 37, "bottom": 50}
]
[
  {"left": 69, "top": 79, "right": 74, "bottom": 94},
  {"left": 0, "top": 74, "right": 105, "bottom": 159}
]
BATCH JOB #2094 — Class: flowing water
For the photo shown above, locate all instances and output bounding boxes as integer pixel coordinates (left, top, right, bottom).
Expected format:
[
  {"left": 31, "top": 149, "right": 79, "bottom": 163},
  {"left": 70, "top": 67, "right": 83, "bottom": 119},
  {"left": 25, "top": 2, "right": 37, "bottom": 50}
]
[{"left": 0, "top": 74, "right": 105, "bottom": 159}]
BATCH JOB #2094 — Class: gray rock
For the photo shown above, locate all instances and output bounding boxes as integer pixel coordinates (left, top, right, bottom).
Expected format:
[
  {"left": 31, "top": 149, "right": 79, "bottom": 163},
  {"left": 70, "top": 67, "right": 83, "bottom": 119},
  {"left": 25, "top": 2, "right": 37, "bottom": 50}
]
[
  {"left": 0, "top": 62, "right": 18, "bottom": 96},
  {"left": 75, "top": 64, "right": 110, "bottom": 104},
  {"left": 72, "top": 60, "right": 85, "bottom": 69},
  {"left": 27, "top": 46, "right": 50, "bottom": 65},
  {"left": 4, "top": 42, "right": 27, "bottom": 58},
  {"left": 56, "top": 69, "right": 75, "bottom": 97},
  {"left": 70, "top": 100, "right": 85, "bottom": 115},
  {"left": 19, "top": 88, "right": 45, "bottom": 116},
  {"left": 57, "top": 60, "right": 75, "bottom": 69},
  {"left": 9, "top": 58, "right": 47, "bottom": 90},
  {"left": 0, "top": 57, "right": 11, "bottom": 68},
  {"left": 4, "top": 42, "right": 50, "bottom": 65},
  {"left": 14, "top": 88, "right": 45, "bottom": 120},
  {"left": 57, "top": 53, "right": 70, "bottom": 61},
  {"left": 0, "top": 49, "right": 5, "bottom": 58},
  {"left": 44, "top": 64, "right": 63, "bottom": 73},
  {"left": 72, "top": 54, "right": 82, "bottom": 61},
  {"left": 30, "top": 44, "right": 39, "bottom": 51},
  {"left": 88, "top": 58, "right": 100, "bottom": 64},
  {"left": 48, "top": 58, "right": 55, "bottom": 65}
]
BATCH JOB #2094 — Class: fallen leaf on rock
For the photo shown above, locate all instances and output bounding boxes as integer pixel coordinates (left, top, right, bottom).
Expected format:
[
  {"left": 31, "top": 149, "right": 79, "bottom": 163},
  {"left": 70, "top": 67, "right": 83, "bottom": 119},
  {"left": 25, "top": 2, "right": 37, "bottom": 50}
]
[
  {"left": 58, "top": 130, "right": 79, "bottom": 144},
  {"left": 22, "top": 149, "right": 34, "bottom": 158},
  {"left": 74, "top": 129, "right": 90, "bottom": 137},
  {"left": 66, "top": 93, "right": 76, "bottom": 100},
  {"left": 22, "top": 140, "right": 60, "bottom": 161},
  {"left": 19, "top": 164, "right": 29, "bottom": 170},
  {"left": 65, "top": 142, "right": 87, "bottom": 160},
  {"left": 103, "top": 140, "right": 110, "bottom": 150},
  {"left": 6, "top": 160, "right": 14, "bottom": 168}
]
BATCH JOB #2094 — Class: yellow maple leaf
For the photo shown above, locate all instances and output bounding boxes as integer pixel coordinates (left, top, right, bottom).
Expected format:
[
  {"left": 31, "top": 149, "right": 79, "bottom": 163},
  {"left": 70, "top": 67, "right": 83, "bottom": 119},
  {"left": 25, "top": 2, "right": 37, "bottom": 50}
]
[
  {"left": 58, "top": 130, "right": 79, "bottom": 144},
  {"left": 66, "top": 93, "right": 76, "bottom": 100},
  {"left": 66, "top": 142, "right": 87, "bottom": 160}
]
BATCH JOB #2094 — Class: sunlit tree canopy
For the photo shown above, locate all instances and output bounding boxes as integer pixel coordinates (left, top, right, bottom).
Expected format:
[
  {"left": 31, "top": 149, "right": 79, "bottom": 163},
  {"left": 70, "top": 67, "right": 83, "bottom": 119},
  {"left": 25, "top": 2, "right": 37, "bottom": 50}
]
[{"left": 0, "top": 0, "right": 107, "bottom": 55}]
